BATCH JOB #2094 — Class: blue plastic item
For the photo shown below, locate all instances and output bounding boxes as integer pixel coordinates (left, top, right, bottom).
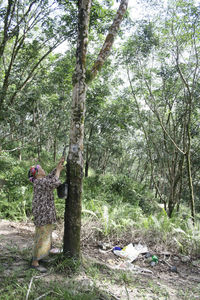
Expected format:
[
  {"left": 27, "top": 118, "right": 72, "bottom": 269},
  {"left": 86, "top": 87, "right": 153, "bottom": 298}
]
[{"left": 113, "top": 246, "right": 122, "bottom": 251}]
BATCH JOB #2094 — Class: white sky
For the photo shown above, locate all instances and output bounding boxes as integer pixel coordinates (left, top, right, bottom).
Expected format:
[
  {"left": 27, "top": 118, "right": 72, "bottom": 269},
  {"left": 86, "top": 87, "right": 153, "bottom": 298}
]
[
  {"left": 54, "top": 0, "right": 144, "bottom": 54},
  {"left": 54, "top": 0, "right": 199, "bottom": 54}
]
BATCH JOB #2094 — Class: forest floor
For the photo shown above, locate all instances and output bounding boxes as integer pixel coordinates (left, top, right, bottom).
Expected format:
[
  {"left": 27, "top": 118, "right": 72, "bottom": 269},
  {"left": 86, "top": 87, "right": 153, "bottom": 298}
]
[{"left": 0, "top": 219, "right": 200, "bottom": 300}]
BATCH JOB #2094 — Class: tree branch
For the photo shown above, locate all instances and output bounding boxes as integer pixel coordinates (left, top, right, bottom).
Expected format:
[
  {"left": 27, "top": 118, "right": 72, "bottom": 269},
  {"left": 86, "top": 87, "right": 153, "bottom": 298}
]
[
  {"left": 7, "top": 39, "right": 65, "bottom": 105},
  {"left": 143, "top": 77, "right": 186, "bottom": 155},
  {"left": 86, "top": 0, "right": 129, "bottom": 83}
]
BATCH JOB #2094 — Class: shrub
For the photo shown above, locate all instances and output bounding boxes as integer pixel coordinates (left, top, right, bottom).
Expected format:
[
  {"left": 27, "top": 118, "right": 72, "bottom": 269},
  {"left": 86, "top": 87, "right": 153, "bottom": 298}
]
[
  {"left": 0, "top": 151, "right": 33, "bottom": 220},
  {"left": 83, "top": 173, "right": 156, "bottom": 214}
]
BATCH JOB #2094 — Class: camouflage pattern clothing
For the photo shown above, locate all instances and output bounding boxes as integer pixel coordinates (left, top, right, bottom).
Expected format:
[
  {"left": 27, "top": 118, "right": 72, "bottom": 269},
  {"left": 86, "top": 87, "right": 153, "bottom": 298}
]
[{"left": 32, "top": 169, "right": 61, "bottom": 226}]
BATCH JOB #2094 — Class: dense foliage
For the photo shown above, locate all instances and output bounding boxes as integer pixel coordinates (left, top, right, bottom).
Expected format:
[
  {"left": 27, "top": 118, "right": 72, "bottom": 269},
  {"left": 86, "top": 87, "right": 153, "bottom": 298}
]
[{"left": 0, "top": 0, "right": 200, "bottom": 240}]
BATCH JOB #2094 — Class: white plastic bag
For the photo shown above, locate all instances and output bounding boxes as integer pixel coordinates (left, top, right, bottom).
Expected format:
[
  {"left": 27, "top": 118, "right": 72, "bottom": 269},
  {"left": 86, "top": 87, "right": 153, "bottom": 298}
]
[{"left": 113, "top": 243, "right": 148, "bottom": 262}]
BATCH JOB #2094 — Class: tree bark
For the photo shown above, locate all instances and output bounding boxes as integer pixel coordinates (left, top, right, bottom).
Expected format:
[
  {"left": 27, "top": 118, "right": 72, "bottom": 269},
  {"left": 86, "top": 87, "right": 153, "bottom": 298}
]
[
  {"left": 53, "top": 138, "right": 57, "bottom": 163},
  {"left": 63, "top": 0, "right": 129, "bottom": 258},
  {"left": 87, "top": 0, "right": 129, "bottom": 83},
  {"left": 85, "top": 126, "right": 93, "bottom": 177},
  {"left": 185, "top": 136, "right": 195, "bottom": 223},
  {"left": 175, "top": 43, "right": 196, "bottom": 223},
  {"left": 63, "top": 0, "right": 92, "bottom": 258}
]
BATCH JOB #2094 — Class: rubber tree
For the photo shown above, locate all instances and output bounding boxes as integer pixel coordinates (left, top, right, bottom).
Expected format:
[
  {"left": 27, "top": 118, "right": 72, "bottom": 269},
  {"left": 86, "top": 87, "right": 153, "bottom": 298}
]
[
  {"left": 0, "top": 0, "right": 69, "bottom": 111},
  {"left": 63, "top": 0, "right": 129, "bottom": 258},
  {"left": 121, "top": 0, "right": 199, "bottom": 220}
]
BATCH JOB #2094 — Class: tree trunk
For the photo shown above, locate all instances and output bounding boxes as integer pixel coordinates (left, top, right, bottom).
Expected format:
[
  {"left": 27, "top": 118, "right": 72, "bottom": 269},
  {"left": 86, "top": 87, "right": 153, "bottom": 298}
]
[
  {"left": 85, "top": 158, "right": 89, "bottom": 177},
  {"left": 175, "top": 42, "right": 196, "bottom": 223},
  {"left": 63, "top": 0, "right": 129, "bottom": 258},
  {"left": 63, "top": 0, "right": 92, "bottom": 258},
  {"left": 185, "top": 108, "right": 195, "bottom": 223},
  {"left": 186, "top": 148, "right": 195, "bottom": 223},
  {"left": 53, "top": 138, "right": 57, "bottom": 163},
  {"left": 85, "top": 126, "right": 93, "bottom": 177}
]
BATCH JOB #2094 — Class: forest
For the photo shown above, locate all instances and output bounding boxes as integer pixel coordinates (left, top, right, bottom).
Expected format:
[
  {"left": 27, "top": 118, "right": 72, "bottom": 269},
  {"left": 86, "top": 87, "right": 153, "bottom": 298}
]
[{"left": 0, "top": 0, "right": 200, "bottom": 299}]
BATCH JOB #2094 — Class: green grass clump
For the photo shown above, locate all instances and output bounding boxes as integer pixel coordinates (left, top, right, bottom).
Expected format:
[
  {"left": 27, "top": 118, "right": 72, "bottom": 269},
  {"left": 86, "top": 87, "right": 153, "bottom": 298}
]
[
  {"left": 51, "top": 254, "right": 81, "bottom": 274},
  {"left": 82, "top": 198, "right": 143, "bottom": 237}
]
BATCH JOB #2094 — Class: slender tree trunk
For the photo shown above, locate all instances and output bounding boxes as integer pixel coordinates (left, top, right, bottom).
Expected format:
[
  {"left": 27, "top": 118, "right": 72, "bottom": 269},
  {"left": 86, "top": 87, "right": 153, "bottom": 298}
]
[
  {"left": 176, "top": 43, "right": 196, "bottom": 223},
  {"left": 88, "top": 0, "right": 129, "bottom": 82},
  {"left": 37, "top": 137, "right": 41, "bottom": 161},
  {"left": 176, "top": 180, "right": 182, "bottom": 213},
  {"left": 85, "top": 160, "right": 89, "bottom": 177},
  {"left": 0, "top": 0, "right": 12, "bottom": 58},
  {"left": 53, "top": 137, "right": 57, "bottom": 163},
  {"left": 168, "top": 190, "right": 175, "bottom": 218},
  {"left": 63, "top": 0, "right": 92, "bottom": 258},
  {"left": 186, "top": 146, "right": 195, "bottom": 223},
  {"left": 185, "top": 109, "right": 195, "bottom": 223},
  {"left": 63, "top": 0, "right": 129, "bottom": 258},
  {"left": 85, "top": 127, "right": 93, "bottom": 177}
]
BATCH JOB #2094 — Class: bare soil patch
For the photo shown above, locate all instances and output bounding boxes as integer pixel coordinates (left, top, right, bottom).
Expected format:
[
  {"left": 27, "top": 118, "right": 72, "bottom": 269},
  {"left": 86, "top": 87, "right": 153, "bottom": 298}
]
[{"left": 0, "top": 219, "right": 200, "bottom": 299}]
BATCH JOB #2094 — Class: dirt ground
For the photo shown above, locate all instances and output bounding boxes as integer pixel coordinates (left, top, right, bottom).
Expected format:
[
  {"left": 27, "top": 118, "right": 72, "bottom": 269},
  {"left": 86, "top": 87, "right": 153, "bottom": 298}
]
[{"left": 0, "top": 219, "right": 200, "bottom": 300}]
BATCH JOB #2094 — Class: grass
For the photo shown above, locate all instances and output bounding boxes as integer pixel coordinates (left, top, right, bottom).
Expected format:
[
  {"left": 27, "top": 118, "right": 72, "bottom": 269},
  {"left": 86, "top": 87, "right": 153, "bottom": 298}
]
[
  {"left": 0, "top": 234, "right": 200, "bottom": 300},
  {"left": 177, "top": 286, "right": 200, "bottom": 300},
  {"left": 1, "top": 172, "right": 200, "bottom": 299},
  {"left": 0, "top": 260, "right": 113, "bottom": 300},
  {"left": 81, "top": 195, "right": 200, "bottom": 256},
  {"left": 52, "top": 254, "right": 81, "bottom": 274}
]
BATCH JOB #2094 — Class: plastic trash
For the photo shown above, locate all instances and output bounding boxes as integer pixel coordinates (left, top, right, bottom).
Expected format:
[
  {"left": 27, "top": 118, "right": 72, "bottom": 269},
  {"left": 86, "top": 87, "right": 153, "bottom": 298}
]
[
  {"left": 170, "top": 266, "right": 177, "bottom": 272},
  {"left": 150, "top": 261, "right": 156, "bottom": 267},
  {"left": 145, "top": 252, "right": 151, "bottom": 258},
  {"left": 112, "top": 246, "right": 122, "bottom": 251},
  {"left": 152, "top": 255, "right": 158, "bottom": 263},
  {"left": 113, "top": 243, "right": 148, "bottom": 262},
  {"left": 150, "top": 255, "right": 158, "bottom": 267},
  {"left": 115, "top": 261, "right": 153, "bottom": 274}
]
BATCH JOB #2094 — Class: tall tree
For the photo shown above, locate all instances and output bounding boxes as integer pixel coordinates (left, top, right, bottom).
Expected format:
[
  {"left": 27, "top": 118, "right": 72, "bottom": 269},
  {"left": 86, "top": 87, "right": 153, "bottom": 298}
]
[
  {"left": 63, "top": 0, "right": 129, "bottom": 258},
  {"left": 120, "top": 0, "right": 200, "bottom": 219},
  {"left": 0, "top": 0, "right": 72, "bottom": 111}
]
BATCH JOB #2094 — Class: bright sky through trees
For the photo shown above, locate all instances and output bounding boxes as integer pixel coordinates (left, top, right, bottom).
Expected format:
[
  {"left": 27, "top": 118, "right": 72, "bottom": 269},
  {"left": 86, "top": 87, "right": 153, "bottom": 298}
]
[{"left": 54, "top": 0, "right": 165, "bottom": 54}]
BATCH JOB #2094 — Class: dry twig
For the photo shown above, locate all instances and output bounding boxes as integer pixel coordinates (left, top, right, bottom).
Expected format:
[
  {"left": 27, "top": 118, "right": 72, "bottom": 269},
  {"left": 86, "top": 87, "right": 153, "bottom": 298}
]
[
  {"left": 26, "top": 274, "right": 48, "bottom": 300},
  {"left": 34, "top": 290, "right": 54, "bottom": 300},
  {"left": 124, "top": 283, "right": 130, "bottom": 300}
]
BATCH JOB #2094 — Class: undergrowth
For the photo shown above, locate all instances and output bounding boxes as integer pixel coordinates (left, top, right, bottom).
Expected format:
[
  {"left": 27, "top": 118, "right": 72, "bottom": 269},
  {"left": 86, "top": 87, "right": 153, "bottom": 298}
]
[
  {"left": 0, "top": 270, "right": 112, "bottom": 300},
  {"left": 0, "top": 153, "right": 200, "bottom": 257},
  {"left": 82, "top": 196, "right": 200, "bottom": 255},
  {"left": 81, "top": 175, "right": 200, "bottom": 256}
]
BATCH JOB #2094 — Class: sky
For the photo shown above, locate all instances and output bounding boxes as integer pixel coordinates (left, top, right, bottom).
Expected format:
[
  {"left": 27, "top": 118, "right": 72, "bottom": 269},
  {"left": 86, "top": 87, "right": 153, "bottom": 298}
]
[
  {"left": 54, "top": 0, "right": 200, "bottom": 54},
  {"left": 54, "top": 0, "right": 144, "bottom": 54}
]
